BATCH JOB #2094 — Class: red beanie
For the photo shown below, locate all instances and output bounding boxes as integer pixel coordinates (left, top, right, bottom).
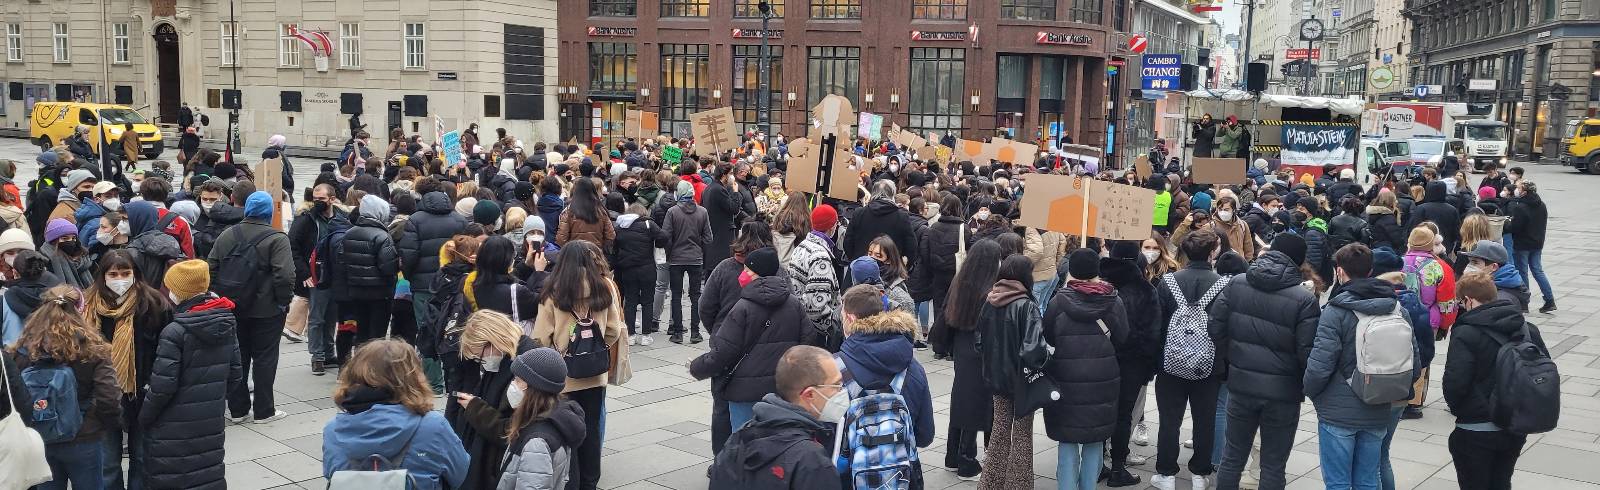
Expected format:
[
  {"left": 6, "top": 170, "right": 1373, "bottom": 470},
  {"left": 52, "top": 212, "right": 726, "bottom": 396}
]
[{"left": 811, "top": 204, "right": 839, "bottom": 232}]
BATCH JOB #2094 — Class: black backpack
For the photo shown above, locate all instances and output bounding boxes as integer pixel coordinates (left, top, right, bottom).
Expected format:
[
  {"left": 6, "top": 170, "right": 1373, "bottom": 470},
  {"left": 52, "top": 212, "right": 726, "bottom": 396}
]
[
  {"left": 1483, "top": 323, "right": 1561, "bottom": 435},
  {"left": 563, "top": 317, "right": 610, "bottom": 378},
  {"left": 213, "top": 228, "right": 277, "bottom": 311}
]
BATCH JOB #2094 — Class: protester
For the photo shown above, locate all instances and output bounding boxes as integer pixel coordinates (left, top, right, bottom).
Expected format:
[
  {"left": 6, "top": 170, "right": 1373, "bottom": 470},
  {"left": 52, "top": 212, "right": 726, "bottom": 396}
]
[
  {"left": 1, "top": 251, "right": 60, "bottom": 346},
  {"left": 208, "top": 190, "right": 295, "bottom": 420},
  {"left": 838, "top": 283, "right": 935, "bottom": 448},
  {"left": 498, "top": 347, "right": 587, "bottom": 490},
  {"left": 973, "top": 254, "right": 1049, "bottom": 489},
  {"left": 708, "top": 345, "right": 843, "bottom": 489},
  {"left": 335, "top": 194, "right": 401, "bottom": 344},
  {"left": 662, "top": 181, "right": 712, "bottom": 344},
  {"left": 612, "top": 203, "right": 666, "bottom": 345},
  {"left": 448, "top": 309, "right": 537, "bottom": 489},
  {"left": 1152, "top": 230, "right": 1228, "bottom": 490},
  {"left": 1504, "top": 180, "right": 1552, "bottom": 313},
  {"left": 82, "top": 250, "right": 172, "bottom": 486},
  {"left": 910, "top": 194, "right": 965, "bottom": 356},
  {"left": 1443, "top": 272, "right": 1548, "bottom": 490},
  {"left": 12, "top": 285, "right": 121, "bottom": 490},
  {"left": 1304, "top": 244, "right": 1399, "bottom": 490},
  {"left": 1041, "top": 249, "right": 1129, "bottom": 490},
  {"left": 772, "top": 195, "right": 842, "bottom": 347},
  {"left": 940, "top": 239, "right": 1005, "bottom": 480},
  {"left": 690, "top": 246, "right": 811, "bottom": 438},
  {"left": 141, "top": 260, "right": 241, "bottom": 490},
  {"left": 323, "top": 339, "right": 469, "bottom": 489}
]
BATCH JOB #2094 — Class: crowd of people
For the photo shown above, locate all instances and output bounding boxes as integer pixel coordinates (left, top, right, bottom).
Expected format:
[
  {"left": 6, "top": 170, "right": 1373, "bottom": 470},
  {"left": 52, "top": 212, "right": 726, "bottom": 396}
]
[{"left": 0, "top": 122, "right": 1561, "bottom": 490}]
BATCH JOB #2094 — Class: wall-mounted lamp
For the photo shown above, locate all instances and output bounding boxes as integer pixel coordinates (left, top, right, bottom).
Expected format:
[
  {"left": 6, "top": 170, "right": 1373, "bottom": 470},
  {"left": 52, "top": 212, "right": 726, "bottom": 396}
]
[
  {"left": 969, "top": 90, "right": 981, "bottom": 111},
  {"left": 640, "top": 86, "right": 651, "bottom": 102},
  {"left": 786, "top": 91, "right": 797, "bottom": 108},
  {"left": 889, "top": 90, "right": 900, "bottom": 109}
]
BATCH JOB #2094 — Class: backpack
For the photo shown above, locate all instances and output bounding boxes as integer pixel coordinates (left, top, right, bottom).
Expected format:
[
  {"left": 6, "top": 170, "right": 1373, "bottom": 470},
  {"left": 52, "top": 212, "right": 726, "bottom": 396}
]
[
  {"left": 1483, "top": 323, "right": 1560, "bottom": 435},
  {"left": 309, "top": 219, "right": 352, "bottom": 288},
  {"left": 424, "top": 285, "right": 472, "bottom": 362},
  {"left": 155, "top": 211, "right": 187, "bottom": 258},
  {"left": 21, "top": 358, "right": 83, "bottom": 444},
  {"left": 213, "top": 229, "right": 276, "bottom": 311},
  {"left": 831, "top": 356, "right": 918, "bottom": 490},
  {"left": 563, "top": 317, "right": 610, "bottom": 379},
  {"left": 1160, "top": 273, "right": 1229, "bottom": 381},
  {"left": 1348, "top": 304, "right": 1416, "bottom": 404},
  {"left": 327, "top": 418, "right": 422, "bottom": 489}
]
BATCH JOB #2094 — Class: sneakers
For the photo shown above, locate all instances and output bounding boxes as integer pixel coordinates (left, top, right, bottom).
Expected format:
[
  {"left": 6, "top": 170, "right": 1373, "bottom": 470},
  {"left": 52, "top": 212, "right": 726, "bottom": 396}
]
[
  {"left": 311, "top": 360, "right": 326, "bottom": 376},
  {"left": 669, "top": 333, "right": 684, "bottom": 344},
  {"left": 228, "top": 413, "right": 250, "bottom": 424},
  {"left": 1191, "top": 474, "right": 1209, "bottom": 490},
  {"left": 1151, "top": 474, "right": 1177, "bottom": 490},
  {"left": 1106, "top": 468, "right": 1142, "bottom": 487},
  {"left": 690, "top": 332, "right": 704, "bottom": 344},
  {"left": 253, "top": 411, "right": 288, "bottom": 424},
  {"left": 628, "top": 336, "right": 638, "bottom": 346},
  {"left": 1133, "top": 422, "right": 1151, "bottom": 446},
  {"left": 282, "top": 330, "right": 306, "bottom": 343},
  {"left": 1127, "top": 452, "right": 1150, "bottom": 465},
  {"left": 1540, "top": 300, "right": 1557, "bottom": 314},
  {"left": 913, "top": 340, "right": 929, "bottom": 351},
  {"left": 955, "top": 461, "right": 982, "bottom": 481},
  {"left": 1402, "top": 405, "right": 1424, "bottom": 419},
  {"left": 639, "top": 334, "right": 655, "bottom": 347},
  {"left": 1183, "top": 439, "right": 1194, "bottom": 448}
]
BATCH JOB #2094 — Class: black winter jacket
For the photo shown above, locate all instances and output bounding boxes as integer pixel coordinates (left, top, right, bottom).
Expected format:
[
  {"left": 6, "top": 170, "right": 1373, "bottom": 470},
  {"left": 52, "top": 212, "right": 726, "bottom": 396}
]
[
  {"left": 469, "top": 274, "right": 541, "bottom": 323},
  {"left": 401, "top": 192, "right": 468, "bottom": 292},
  {"left": 1408, "top": 181, "right": 1461, "bottom": 251},
  {"left": 701, "top": 179, "right": 743, "bottom": 268},
  {"left": 698, "top": 257, "right": 747, "bottom": 334},
  {"left": 336, "top": 216, "right": 400, "bottom": 301},
  {"left": 844, "top": 198, "right": 919, "bottom": 265},
  {"left": 709, "top": 394, "right": 838, "bottom": 490},
  {"left": 1101, "top": 257, "right": 1162, "bottom": 376},
  {"left": 192, "top": 202, "right": 244, "bottom": 259},
  {"left": 1364, "top": 205, "right": 1405, "bottom": 252},
  {"left": 447, "top": 336, "right": 537, "bottom": 490},
  {"left": 1041, "top": 281, "right": 1128, "bottom": 443},
  {"left": 1208, "top": 252, "right": 1320, "bottom": 402},
  {"left": 1442, "top": 300, "right": 1549, "bottom": 425},
  {"left": 610, "top": 213, "right": 665, "bottom": 272},
  {"left": 1506, "top": 191, "right": 1548, "bottom": 251},
  {"left": 1326, "top": 213, "right": 1368, "bottom": 253},
  {"left": 976, "top": 280, "right": 1047, "bottom": 403},
  {"left": 690, "top": 275, "right": 813, "bottom": 402},
  {"left": 140, "top": 294, "right": 243, "bottom": 490},
  {"left": 289, "top": 207, "right": 350, "bottom": 285},
  {"left": 1326, "top": 180, "right": 1360, "bottom": 206},
  {"left": 205, "top": 219, "right": 296, "bottom": 319},
  {"left": 908, "top": 215, "right": 963, "bottom": 303}
]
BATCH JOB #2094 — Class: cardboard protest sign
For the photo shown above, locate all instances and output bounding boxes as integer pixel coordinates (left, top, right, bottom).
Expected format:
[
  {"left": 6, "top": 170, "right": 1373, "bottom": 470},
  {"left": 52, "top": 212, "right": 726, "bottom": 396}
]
[
  {"left": 626, "top": 110, "right": 660, "bottom": 139},
  {"left": 1134, "top": 155, "right": 1152, "bottom": 179},
  {"left": 661, "top": 145, "right": 684, "bottom": 164},
  {"left": 954, "top": 139, "right": 998, "bottom": 165},
  {"left": 786, "top": 138, "right": 820, "bottom": 194},
  {"left": 689, "top": 107, "right": 739, "bottom": 154},
  {"left": 1018, "top": 175, "right": 1156, "bottom": 242},
  {"left": 858, "top": 112, "right": 884, "bottom": 140},
  {"left": 441, "top": 131, "right": 463, "bottom": 168},
  {"left": 1191, "top": 158, "right": 1247, "bottom": 185},
  {"left": 1089, "top": 180, "right": 1158, "bottom": 241},
  {"left": 811, "top": 95, "right": 855, "bottom": 139},
  {"left": 625, "top": 110, "right": 641, "bottom": 139},
  {"left": 890, "top": 124, "right": 927, "bottom": 149},
  {"left": 826, "top": 148, "right": 861, "bottom": 200},
  {"left": 991, "top": 137, "right": 1039, "bottom": 166},
  {"left": 254, "top": 157, "right": 286, "bottom": 229}
]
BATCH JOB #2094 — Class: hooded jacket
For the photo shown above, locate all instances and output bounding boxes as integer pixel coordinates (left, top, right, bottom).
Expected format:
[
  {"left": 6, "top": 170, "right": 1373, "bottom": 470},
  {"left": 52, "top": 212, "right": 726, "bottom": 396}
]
[
  {"left": 1, "top": 272, "right": 61, "bottom": 345},
  {"left": 323, "top": 401, "right": 470, "bottom": 490},
  {"left": 401, "top": 191, "right": 468, "bottom": 292},
  {"left": 205, "top": 215, "right": 295, "bottom": 319},
  {"left": 1505, "top": 191, "right": 1548, "bottom": 251},
  {"left": 1364, "top": 205, "right": 1404, "bottom": 252},
  {"left": 662, "top": 199, "right": 712, "bottom": 266},
  {"left": 708, "top": 393, "right": 837, "bottom": 490},
  {"left": 1408, "top": 181, "right": 1462, "bottom": 251},
  {"left": 192, "top": 202, "right": 245, "bottom": 259},
  {"left": 140, "top": 294, "right": 243, "bottom": 490},
  {"left": 776, "top": 232, "right": 842, "bottom": 336},
  {"left": 125, "top": 202, "right": 185, "bottom": 288},
  {"left": 844, "top": 198, "right": 920, "bottom": 265},
  {"left": 610, "top": 213, "right": 665, "bottom": 272},
  {"left": 1491, "top": 262, "right": 1530, "bottom": 311},
  {"left": 838, "top": 311, "right": 935, "bottom": 448},
  {"left": 1442, "top": 300, "right": 1548, "bottom": 426},
  {"left": 336, "top": 209, "right": 400, "bottom": 302},
  {"left": 1208, "top": 252, "right": 1321, "bottom": 402},
  {"left": 697, "top": 257, "right": 747, "bottom": 334},
  {"left": 1303, "top": 279, "right": 1400, "bottom": 430},
  {"left": 908, "top": 214, "right": 964, "bottom": 303},
  {"left": 690, "top": 275, "right": 813, "bottom": 402},
  {"left": 448, "top": 336, "right": 538, "bottom": 490},
  {"left": 497, "top": 400, "right": 587, "bottom": 490},
  {"left": 535, "top": 194, "right": 566, "bottom": 236},
  {"left": 1041, "top": 280, "right": 1128, "bottom": 443}
]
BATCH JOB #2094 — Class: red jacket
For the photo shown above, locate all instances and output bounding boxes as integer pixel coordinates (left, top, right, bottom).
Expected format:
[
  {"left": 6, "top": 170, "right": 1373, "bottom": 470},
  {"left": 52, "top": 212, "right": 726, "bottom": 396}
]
[{"left": 157, "top": 208, "right": 196, "bottom": 258}]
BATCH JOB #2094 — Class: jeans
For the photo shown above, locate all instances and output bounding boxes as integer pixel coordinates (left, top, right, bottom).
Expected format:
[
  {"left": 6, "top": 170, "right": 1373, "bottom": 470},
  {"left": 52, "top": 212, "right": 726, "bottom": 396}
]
[
  {"left": 1155, "top": 373, "right": 1221, "bottom": 477},
  {"left": 228, "top": 313, "right": 285, "bottom": 419},
  {"left": 1448, "top": 428, "right": 1526, "bottom": 490},
  {"left": 1032, "top": 276, "right": 1060, "bottom": 316},
  {"left": 915, "top": 300, "right": 931, "bottom": 337},
  {"left": 1214, "top": 383, "right": 1230, "bottom": 467},
  {"left": 728, "top": 401, "right": 755, "bottom": 433},
  {"left": 711, "top": 390, "right": 732, "bottom": 456},
  {"left": 346, "top": 300, "right": 392, "bottom": 343},
  {"left": 411, "top": 290, "right": 444, "bottom": 393},
  {"left": 1380, "top": 406, "right": 1405, "bottom": 490},
  {"left": 1514, "top": 248, "right": 1554, "bottom": 303},
  {"left": 1057, "top": 442, "right": 1105, "bottom": 490},
  {"left": 40, "top": 439, "right": 105, "bottom": 490},
  {"left": 1317, "top": 422, "right": 1386, "bottom": 490},
  {"left": 618, "top": 265, "right": 657, "bottom": 335},
  {"left": 567, "top": 386, "right": 606, "bottom": 490},
  {"left": 307, "top": 288, "right": 337, "bottom": 361},
  {"left": 667, "top": 264, "right": 703, "bottom": 335},
  {"left": 1217, "top": 393, "right": 1300, "bottom": 490},
  {"left": 652, "top": 262, "right": 669, "bottom": 325}
]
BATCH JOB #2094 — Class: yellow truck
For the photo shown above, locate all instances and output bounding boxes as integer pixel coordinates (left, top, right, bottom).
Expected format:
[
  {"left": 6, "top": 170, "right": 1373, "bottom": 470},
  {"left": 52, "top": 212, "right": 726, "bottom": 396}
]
[{"left": 29, "top": 102, "right": 164, "bottom": 159}]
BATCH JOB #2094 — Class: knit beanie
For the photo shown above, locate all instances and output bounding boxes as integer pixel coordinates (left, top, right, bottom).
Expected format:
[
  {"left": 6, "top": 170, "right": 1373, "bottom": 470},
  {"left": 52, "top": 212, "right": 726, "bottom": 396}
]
[
  {"left": 745, "top": 247, "right": 780, "bottom": 277},
  {"left": 244, "top": 191, "right": 275, "bottom": 220},
  {"left": 810, "top": 204, "right": 838, "bottom": 232},
  {"left": 44, "top": 218, "right": 77, "bottom": 243},
  {"left": 472, "top": 199, "right": 502, "bottom": 227},
  {"left": 0, "top": 228, "right": 34, "bottom": 253},
  {"left": 510, "top": 347, "right": 568, "bottom": 395},
  {"left": 164, "top": 259, "right": 211, "bottom": 302},
  {"left": 514, "top": 181, "right": 536, "bottom": 201},
  {"left": 454, "top": 197, "right": 479, "bottom": 220},
  {"left": 1108, "top": 240, "right": 1142, "bottom": 261},
  {"left": 64, "top": 169, "right": 96, "bottom": 192},
  {"left": 1269, "top": 233, "right": 1308, "bottom": 266},
  {"left": 675, "top": 181, "right": 695, "bottom": 202},
  {"left": 1067, "top": 248, "right": 1100, "bottom": 280},
  {"left": 849, "top": 256, "right": 882, "bottom": 285},
  {"left": 1216, "top": 251, "right": 1250, "bottom": 275}
]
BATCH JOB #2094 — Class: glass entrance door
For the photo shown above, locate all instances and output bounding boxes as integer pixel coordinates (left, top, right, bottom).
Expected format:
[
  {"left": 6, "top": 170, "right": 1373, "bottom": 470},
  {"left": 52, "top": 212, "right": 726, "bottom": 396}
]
[{"left": 597, "top": 101, "right": 634, "bottom": 151}]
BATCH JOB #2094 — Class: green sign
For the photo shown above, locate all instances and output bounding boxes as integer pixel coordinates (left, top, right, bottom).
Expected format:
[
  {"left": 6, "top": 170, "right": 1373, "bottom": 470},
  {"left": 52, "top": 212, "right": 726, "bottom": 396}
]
[{"left": 662, "top": 145, "right": 684, "bottom": 164}]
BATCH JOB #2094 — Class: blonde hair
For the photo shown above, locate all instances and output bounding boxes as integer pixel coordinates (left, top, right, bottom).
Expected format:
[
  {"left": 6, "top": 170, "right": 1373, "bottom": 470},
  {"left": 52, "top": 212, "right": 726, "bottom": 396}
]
[
  {"left": 459, "top": 309, "right": 521, "bottom": 360},
  {"left": 504, "top": 207, "right": 528, "bottom": 234},
  {"left": 1460, "top": 213, "right": 1493, "bottom": 249},
  {"left": 333, "top": 339, "right": 434, "bottom": 415}
]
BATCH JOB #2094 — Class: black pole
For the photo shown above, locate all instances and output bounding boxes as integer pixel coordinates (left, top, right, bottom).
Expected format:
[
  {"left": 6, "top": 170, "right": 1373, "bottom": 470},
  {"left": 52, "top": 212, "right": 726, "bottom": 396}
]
[
  {"left": 226, "top": 0, "right": 239, "bottom": 163},
  {"left": 757, "top": 1, "right": 772, "bottom": 136},
  {"left": 1241, "top": 0, "right": 1256, "bottom": 85}
]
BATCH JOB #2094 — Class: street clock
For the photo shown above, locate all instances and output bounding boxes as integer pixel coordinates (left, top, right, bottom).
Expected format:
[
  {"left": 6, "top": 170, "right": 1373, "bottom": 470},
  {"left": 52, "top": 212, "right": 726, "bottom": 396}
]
[{"left": 1299, "top": 18, "right": 1326, "bottom": 41}]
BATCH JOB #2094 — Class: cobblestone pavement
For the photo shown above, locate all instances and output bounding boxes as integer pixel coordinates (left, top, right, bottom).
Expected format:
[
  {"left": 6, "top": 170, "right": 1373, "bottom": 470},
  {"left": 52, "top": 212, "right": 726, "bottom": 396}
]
[{"left": 4, "top": 138, "right": 1598, "bottom": 489}]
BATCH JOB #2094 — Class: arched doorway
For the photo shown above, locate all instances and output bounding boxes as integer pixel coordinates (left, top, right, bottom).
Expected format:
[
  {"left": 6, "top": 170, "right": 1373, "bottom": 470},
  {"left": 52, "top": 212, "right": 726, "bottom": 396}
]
[{"left": 153, "top": 23, "right": 180, "bottom": 123}]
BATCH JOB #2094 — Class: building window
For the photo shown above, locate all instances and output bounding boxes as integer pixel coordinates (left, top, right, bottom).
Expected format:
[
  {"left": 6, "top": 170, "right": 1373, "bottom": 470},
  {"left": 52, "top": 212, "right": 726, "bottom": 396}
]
[
  {"left": 112, "top": 23, "right": 129, "bottom": 63},
  {"left": 908, "top": 48, "right": 965, "bottom": 135},
  {"left": 504, "top": 25, "right": 545, "bottom": 120},
  {"left": 733, "top": 45, "right": 786, "bottom": 134},
  {"left": 589, "top": 42, "right": 637, "bottom": 96},
  {"left": 404, "top": 22, "right": 426, "bottom": 69},
  {"left": 807, "top": 46, "right": 860, "bottom": 107},
  {"left": 51, "top": 23, "right": 68, "bottom": 62},
  {"left": 735, "top": 0, "right": 784, "bottom": 17},
  {"left": 590, "top": 0, "right": 637, "bottom": 16},
  {"left": 278, "top": 24, "right": 301, "bottom": 67},
  {"left": 339, "top": 23, "right": 360, "bottom": 68},
  {"left": 7, "top": 23, "right": 22, "bottom": 62},
  {"left": 219, "top": 22, "right": 238, "bottom": 66},
  {"left": 1542, "top": 0, "right": 1555, "bottom": 20},
  {"left": 913, "top": 0, "right": 968, "bottom": 19},
  {"left": 1001, "top": 0, "right": 1056, "bottom": 20},
  {"left": 661, "top": 44, "right": 710, "bottom": 137},
  {"left": 811, "top": 0, "right": 862, "bottom": 19},
  {"left": 1071, "top": 0, "right": 1103, "bottom": 24},
  {"left": 662, "top": 0, "right": 710, "bottom": 17}
]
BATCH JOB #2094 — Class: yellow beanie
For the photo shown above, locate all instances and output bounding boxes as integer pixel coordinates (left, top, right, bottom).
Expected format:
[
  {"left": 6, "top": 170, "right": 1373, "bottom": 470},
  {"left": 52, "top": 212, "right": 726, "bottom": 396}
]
[{"left": 164, "top": 260, "right": 211, "bottom": 302}]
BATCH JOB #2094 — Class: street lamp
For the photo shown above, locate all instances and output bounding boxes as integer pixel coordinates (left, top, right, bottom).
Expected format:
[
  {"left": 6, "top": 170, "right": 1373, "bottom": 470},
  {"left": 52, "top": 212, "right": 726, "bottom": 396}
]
[{"left": 757, "top": 1, "right": 773, "bottom": 136}]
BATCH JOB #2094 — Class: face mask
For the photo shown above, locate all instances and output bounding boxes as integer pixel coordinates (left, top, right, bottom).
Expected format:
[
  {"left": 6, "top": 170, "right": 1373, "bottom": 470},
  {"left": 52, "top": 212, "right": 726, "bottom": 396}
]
[
  {"left": 506, "top": 383, "right": 526, "bottom": 409},
  {"left": 78, "top": 191, "right": 93, "bottom": 201},
  {"left": 313, "top": 201, "right": 330, "bottom": 215},
  {"left": 1217, "top": 210, "right": 1234, "bottom": 221},
  {"left": 1464, "top": 265, "right": 1483, "bottom": 276},
  {"left": 59, "top": 241, "right": 83, "bottom": 255},
  {"left": 738, "top": 269, "right": 756, "bottom": 287},
  {"left": 481, "top": 353, "right": 504, "bottom": 372},
  {"left": 101, "top": 197, "right": 122, "bottom": 212},
  {"left": 1266, "top": 206, "right": 1281, "bottom": 215},
  {"left": 201, "top": 202, "right": 215, "bottom": 213},
  {"left": 974, "top": 210, "right": 991, "bottom": 221},
  {"left": 108, "top": 278, "right": 135, "bottom": 297},
  {"left": 117, "top": 221, "right": 130, "bottom": 236},
  {"left": 96, "top": 231, "right": 115, "bottom": 245},
  {"left": 1142, "top": 250, "right": 1160, "bottom": 264},
  {"left": 813, "top": 388, "right": 850, "bottom": 423}
]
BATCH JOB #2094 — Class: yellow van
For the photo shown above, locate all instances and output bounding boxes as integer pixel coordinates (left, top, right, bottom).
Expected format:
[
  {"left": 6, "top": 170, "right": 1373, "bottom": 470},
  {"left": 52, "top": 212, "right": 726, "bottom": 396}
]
[{"left": 29, "top": 102, "right": 164, "bottom": 159}]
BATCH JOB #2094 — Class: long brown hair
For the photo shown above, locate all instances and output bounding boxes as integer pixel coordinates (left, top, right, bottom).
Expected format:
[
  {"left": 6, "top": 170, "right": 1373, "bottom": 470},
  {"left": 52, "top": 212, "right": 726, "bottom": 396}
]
[
  {"left": 539, "top": 240, "right": 614, "bottom": 314},
  {"left": 505, "top": 381, "right": 561, "bottom": 442},
  {"left": 11, "top": 286, "right": 108, "bottom": 364},
  {"left": 773, "top": 192, "right": 812, "bottom": 236},
  {"left": 333, "top": 339, "right": 434, "bottom": 415},
  {"left": 84, "top": 250, "right": 168, "bottom": 318}
]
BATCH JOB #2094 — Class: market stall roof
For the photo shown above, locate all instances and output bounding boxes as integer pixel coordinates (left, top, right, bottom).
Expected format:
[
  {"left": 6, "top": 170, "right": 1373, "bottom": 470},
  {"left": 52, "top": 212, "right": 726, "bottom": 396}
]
[{"left": 1183, "top": 89, "right": 1365, "bottom": 116}]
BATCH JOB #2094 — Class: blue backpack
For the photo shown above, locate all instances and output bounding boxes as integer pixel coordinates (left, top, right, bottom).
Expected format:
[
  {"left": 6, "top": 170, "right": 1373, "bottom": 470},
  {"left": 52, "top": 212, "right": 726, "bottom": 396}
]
[
  {"left": 22, "top": 358, "right": 83, "bottom": 444},
  {"left": 832, "top": 355, "right": 918, "bottom": 490}
]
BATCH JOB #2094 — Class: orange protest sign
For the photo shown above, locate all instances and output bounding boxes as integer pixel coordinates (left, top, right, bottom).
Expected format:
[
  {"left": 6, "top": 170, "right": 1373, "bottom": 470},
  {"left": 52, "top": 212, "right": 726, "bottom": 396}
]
[{"left": 1018, "top": 175, "right": 1156, "bottom": 241}]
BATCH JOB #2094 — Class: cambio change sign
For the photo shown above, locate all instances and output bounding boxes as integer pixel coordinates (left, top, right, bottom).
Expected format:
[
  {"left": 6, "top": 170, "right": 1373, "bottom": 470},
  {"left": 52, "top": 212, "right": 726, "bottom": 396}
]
[
  {"left": 1280, "top": 124, "right": 1357, "bottom": 166},
  {"left": 1140, "top": 54, "right": 1182, "bottom": 90}
]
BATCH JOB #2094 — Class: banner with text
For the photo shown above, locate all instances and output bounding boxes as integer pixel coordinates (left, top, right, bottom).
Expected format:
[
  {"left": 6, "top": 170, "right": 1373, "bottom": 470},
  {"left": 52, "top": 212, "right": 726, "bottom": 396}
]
[{"left": 1280, "top": 124, "right": 1357, "bottom": 167}]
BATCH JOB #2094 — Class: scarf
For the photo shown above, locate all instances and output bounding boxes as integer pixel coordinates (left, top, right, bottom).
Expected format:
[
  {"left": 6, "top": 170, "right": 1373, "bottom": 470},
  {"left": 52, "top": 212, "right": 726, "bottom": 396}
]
[
  {"left": 1067, "top": 279, "right": 1116, "bottom": 296},
  {"left": 87, "top": 293, "right": 138, "bottom": 394}
]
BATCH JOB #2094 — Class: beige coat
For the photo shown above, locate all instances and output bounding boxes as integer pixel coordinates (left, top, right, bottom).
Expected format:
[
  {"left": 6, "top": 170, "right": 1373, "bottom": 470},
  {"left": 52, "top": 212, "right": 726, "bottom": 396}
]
[
  {"left": 529, "top": 279, "right": 626, "bottom": 393},
  {"left": 1025, "top": 227, "right": 1069, "bottom": 283}
]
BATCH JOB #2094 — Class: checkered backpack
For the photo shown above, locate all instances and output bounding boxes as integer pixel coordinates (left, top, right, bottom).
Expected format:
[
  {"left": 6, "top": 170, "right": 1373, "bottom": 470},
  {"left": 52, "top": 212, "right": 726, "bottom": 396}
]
[
  {"left": 832, "top": 355, "right": 918, "bottom": 490},
  {"left": 1161, "top": 273, "right": 1230, "bottom": 381}
]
